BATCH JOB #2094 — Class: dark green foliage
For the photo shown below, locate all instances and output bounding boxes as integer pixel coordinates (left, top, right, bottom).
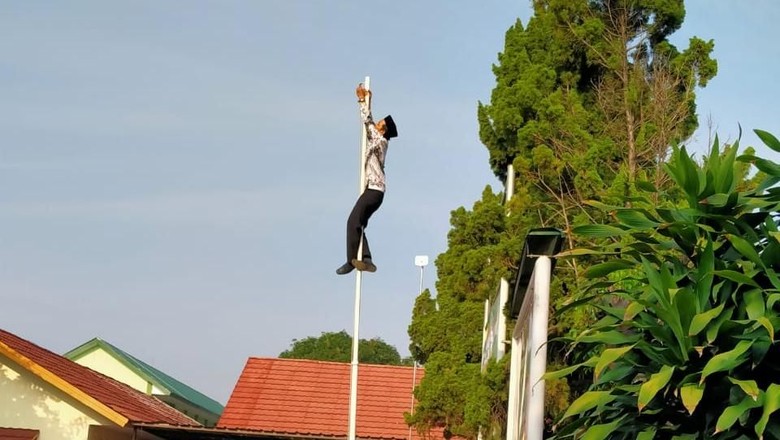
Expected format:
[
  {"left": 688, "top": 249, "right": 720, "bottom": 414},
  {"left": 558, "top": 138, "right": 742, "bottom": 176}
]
[
  {"left": 279, "top": 330, "right": 403, "bottom": 366},
  {"left": 409, "top": 1, "right": 716, "bottom": 437},
  {"left": 550, "top": 131, "right": 780, "bottom": 439}
]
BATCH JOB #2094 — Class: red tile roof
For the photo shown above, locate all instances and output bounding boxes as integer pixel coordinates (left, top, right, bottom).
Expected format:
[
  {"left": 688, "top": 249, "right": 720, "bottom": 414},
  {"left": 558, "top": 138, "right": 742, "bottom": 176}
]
[
  {"left": 218, "top": 358, "right": 438, "bottom": 440},
  {"left": 0, "top": 427, "right": 39, "bottom": 440},
  {"left": 0, "top": 329, "right": 198, "bottom": 427}
]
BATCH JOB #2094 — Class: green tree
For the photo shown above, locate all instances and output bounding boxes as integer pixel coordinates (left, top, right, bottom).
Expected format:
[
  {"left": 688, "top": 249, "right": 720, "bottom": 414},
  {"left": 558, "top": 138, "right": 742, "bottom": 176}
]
[
  {"left": 409, "top": 0, "right": 716, "bottom": 437},
  {"left": 550, "top": 130, "right": 780, "bottom": 439},
  {"left": 280, "top": 330, "right": 406, "bottom": 366}
]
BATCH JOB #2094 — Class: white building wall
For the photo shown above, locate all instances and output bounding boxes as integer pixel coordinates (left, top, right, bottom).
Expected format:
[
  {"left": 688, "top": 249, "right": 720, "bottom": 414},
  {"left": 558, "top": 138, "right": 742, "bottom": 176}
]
[
  {"left": 71, "top": 349, "right": 164, "bottom": 395},
  {"left": 0, "top": 354, "right": 113, "bottom": 440}
]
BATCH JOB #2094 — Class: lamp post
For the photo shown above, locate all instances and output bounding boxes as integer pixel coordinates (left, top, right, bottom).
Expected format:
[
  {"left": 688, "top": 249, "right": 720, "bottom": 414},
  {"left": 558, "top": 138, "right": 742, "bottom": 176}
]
[
  {"left": 414, "top": 255, "right": 429, "bottom": 295},
  {"left": 408, "top": 255, "right": 429, "bottom": 440}
]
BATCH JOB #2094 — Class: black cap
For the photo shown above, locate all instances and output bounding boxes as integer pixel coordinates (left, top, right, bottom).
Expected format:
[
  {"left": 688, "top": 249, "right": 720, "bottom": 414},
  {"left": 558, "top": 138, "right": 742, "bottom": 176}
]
[{"left": 383, "top": 115, "right": 397, "bottom": 139}]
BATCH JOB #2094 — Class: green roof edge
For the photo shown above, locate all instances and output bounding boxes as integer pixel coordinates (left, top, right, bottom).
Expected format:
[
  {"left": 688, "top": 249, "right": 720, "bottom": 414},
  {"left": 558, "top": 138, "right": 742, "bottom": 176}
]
[{"left": 64, "top": 338, "right": 224, "bottom": 416}]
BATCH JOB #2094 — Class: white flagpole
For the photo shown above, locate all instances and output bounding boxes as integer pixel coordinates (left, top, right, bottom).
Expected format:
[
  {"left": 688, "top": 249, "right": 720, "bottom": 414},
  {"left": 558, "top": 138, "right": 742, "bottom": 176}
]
[{"left": 348, "top": 75, "right": 370, "bottom": 440}]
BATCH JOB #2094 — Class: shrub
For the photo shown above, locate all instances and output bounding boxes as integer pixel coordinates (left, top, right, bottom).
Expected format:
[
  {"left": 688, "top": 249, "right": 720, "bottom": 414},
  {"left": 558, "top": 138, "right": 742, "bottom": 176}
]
[{"left": 549, "top": 130, "right": 780, "bottom": 439}]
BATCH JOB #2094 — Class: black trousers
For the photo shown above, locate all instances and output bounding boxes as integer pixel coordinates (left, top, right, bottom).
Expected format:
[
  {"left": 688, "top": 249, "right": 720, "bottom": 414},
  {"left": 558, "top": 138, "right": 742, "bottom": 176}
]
[{"left": 346, "top": 189, "right": 384, "bottom": 262}]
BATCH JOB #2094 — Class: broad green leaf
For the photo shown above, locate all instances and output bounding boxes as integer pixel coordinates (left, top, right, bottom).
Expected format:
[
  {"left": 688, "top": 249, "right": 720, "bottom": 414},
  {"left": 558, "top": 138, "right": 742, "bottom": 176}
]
[
  {"left": 701, "top": 340, "right": 752, "bottom": 384},
  {"left": 750, "top": 156, "right": 780, "bottom": 177},
  {"left": 624, "top": 301, "right": 644, "bottom": 321},
  {"left": 689, "top": 303, "right": 725, "bottom": 336},
  {"left": 674, "top": 287, "right": 698, "bottom": 337},
  {"left": 584, "top": 200, "right": 624, "bottom": 211},
  {"left": 594, "top": 345, "right": 633, "bottom": 380},
  {"left": 596, "top": 364, "right": 634, "bottom": 384},
  {"left": 767, "top": 269, "right": 780, "bottom": 291},
  {"left": 713, "top": 270, "right": 760, "bottom": 288},
  {"left": 757, "top": 316, "right": 775, "bottom": 342},
  {"left": 573, "top": 224, "right": 628, "bottom": 238},
  {"left": 744, "top": 289, "right": 766, "bottom": 320},
  {"left": 581, "top": 418, "right": 622, "bottom": 440},
  {"left": 696, "top": 241, "right": 715, "bottom": 309},
  {"left": 638, "top": 365, "right": 674, "bottom": 411},
  {"left": 728, "top": 377, "right": 760, "bottom": 400},
  {"left": 577, "top": 330, "right": 640, "bottom": 345},
  {"left": 707, "top": 307, "right": 734, "bottom": 344},
  {"left": 726, "top": 234, "right": 765, "bottom": 268},
  {"left": 585, "top": 260, "right": 636, "bottom": 278},
  {"left": 636, "top": 428, "right": 656, "bottom": 440},
  {"left": 680, "top": 383, "right": 704, "bottom": 414},
  {"left": 757, "top": 175, "right": 780, "bottom": 193},
  {"left": 756, "top": 129, "right": 780, "bottom": 154},
  {"left": 768, "top": 293, "right": 780, "bottom": 310},
  {"left": 561, "top": 391, "right": 616, "bottom": 420},
  {"left": 636, "top": 180, "right": 657, "bottom": 192},
  {"left": 701, "top": 193, "right": 730, "bottom": 207},
  {"left": 616, "top": 210, "right": 660, "bottom": 229},
  {"left": 715, "top": 394, "right": 763, "bottom": 433},
  {"left": 752, "top": 339, "right": 772, "bottom": 366},
  {"left": 756, "top": 384, "right": 780, "bottom": 437},
  {"left": 555, "top": 248, "right": 617, "bottom": 258},
  {"left": 543, "top": 357, "right": 597, "bottom": 381}
]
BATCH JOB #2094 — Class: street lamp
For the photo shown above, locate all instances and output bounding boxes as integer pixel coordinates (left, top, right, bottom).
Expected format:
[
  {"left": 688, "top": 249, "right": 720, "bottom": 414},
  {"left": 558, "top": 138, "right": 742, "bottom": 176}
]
[
  {"left": 409, "top": 255, "right": 429, "bottom": 440},
  {"left": 414, "top": 255, "right": 429, "bottom": 295}
]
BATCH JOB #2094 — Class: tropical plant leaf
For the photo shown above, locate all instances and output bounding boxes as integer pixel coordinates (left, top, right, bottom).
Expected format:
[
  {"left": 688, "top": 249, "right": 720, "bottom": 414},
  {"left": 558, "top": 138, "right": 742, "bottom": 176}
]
[
  {"left": 696, "top": 241, "right": 715, "bottom": 309},
  {"left": 756, "top": 129, "right": 780, "bottom": 154},
  {"left": 638, "top": 365, "right": 675, "bottom": 411},
  {"left": 561, "top": 391, "right": 616, "bottom": 420},
  {"left": 624, "top": 301, "right": 644, "bottom": 321},
  {"left": 543, "top": 356, "right": 597, "bottom": 381},
  {"left": 715, "top": 393, "right": 764, "bottom": 434},
  {"left": 701, "top": 193, "right": 731, "bottom": 207},
  {"left": 713, "top": 270, "right": 760, "bottom": 288},
  {"left": 594, "top": 345, "right": 634, "bottom": 380},
  {"left": 584, "top": 200, "right": 624, "bottom": 211},
  {"left": 680, "top": 383, "right": 705, "bottom": 415},
  {"left": 581, "top": 418, "right": 623, "bottom": 440},
  {"left": 700, "top": 340, "right": 753, "bottom": 384},
  {"left": 596, "top": 364, "right": 634, "bottom": 385},
  {"left": 738, "top": 155, "right": 780, "bottom": 176},
  {"left": 585, "top": 260, "right": 636, "bottom": 278},
  {"left": 726, "top": 234, "right": 765, "bottom": 268},
  {"left": 744, "top": 289, "right": 766, "bottom": 320},
  {"left": 555, "top": 247, "right": 618, "bottom": 258},
  {"left": 756, "top": 384, "right": 780, "bottom": 437},
  {"left": 636, "top": 427, "right": 656, "bottom": 440},
  {"left": 616, "top": 209, "right": 660, "bottom": 229},
  {"left": 728, "top": 377, "right": 760, "bottom": 400},
  {"left": 577, "top": 330, "right": 641, "bottom": 345},
  {"left": 689, "top": 303, "right": 725, "bottom": 336},
  {"left": 757, "top": 316, "right": 775, "bottom": 342},
  {"left": 707, "top": 307, "right": 734, "bottom": 344},
  {"left": 573, "top": 224, "right": 629, "bottom": 238}
]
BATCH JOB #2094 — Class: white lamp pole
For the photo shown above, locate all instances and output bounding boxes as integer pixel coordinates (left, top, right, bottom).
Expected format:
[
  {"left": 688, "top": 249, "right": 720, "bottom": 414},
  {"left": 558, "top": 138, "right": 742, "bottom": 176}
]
[{"left": 409, "top": 255, "right": 429, "bottom": 440}]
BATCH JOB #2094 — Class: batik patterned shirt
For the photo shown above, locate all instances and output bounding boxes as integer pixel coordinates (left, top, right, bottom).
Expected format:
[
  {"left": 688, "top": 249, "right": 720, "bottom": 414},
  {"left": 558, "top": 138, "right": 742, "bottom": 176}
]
[{"left": 359, "top": 100, "right": 389, "bottom": 192}]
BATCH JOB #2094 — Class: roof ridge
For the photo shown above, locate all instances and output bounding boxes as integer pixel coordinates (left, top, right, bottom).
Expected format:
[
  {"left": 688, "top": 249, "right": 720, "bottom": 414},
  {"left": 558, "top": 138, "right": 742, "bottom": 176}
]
[
  {"left": 0, "top": 328, "right": 199, "bottom": 427},
  {"left": 66, "top": 337, "right": 224, "bottom": 415},
  {"left": 252, "top": 357, "right": 419, "bottom": 370}
]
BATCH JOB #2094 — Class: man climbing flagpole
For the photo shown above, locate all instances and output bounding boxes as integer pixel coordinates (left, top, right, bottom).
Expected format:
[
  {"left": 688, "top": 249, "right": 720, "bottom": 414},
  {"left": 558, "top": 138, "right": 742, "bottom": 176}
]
[
  {"left": 336, "top": 79, "right": 398, "bottom": 276},
  {"left": 343, "top": 76, "right": 398, "bottom": 440}
]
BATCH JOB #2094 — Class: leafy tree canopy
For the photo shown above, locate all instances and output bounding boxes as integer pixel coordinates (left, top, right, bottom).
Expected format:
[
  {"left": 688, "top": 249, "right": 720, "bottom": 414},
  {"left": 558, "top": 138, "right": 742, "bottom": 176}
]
[{"left": 279, "top": 330, "right": 407, "bottom": 366}]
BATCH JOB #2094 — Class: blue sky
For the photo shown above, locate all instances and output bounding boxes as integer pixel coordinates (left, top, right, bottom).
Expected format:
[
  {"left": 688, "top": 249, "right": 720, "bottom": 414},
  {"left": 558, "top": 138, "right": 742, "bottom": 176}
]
[{"left": 2, "top": 2, "right": 778, "bottom": 405}]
